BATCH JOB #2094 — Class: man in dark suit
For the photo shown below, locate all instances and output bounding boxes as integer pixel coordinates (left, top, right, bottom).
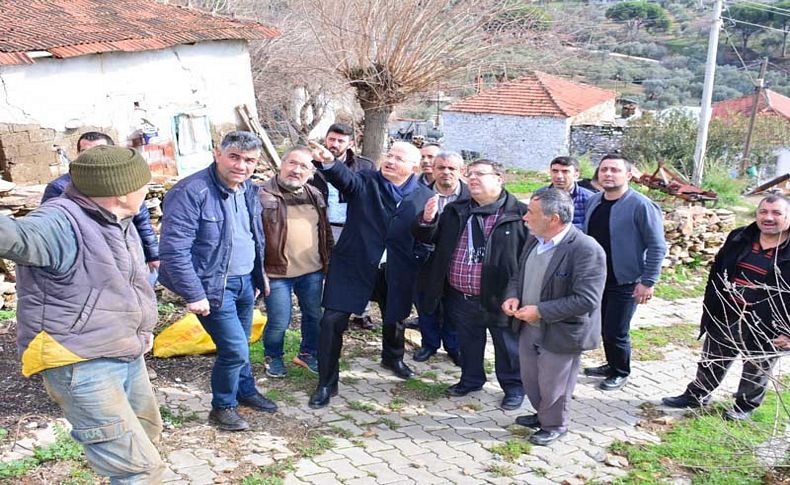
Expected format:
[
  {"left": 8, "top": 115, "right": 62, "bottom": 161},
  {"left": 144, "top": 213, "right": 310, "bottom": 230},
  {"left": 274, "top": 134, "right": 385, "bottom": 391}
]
[
  {"left": 307, "top": 141, "right": 434, "bottom": 409},
  {"left": 502, "top": 188, "right": 606, "bottom": 446}
]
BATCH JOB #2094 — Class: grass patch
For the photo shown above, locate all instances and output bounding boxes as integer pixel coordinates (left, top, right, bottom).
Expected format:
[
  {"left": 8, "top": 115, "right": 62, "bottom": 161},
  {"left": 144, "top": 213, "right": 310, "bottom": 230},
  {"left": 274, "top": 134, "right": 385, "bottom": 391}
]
[
  {"left": 394, "top": 378, "right": 449, "bottom": 401},
  {"left": 389, "top": 397, "right": 407, "bottom": 411},
  {"left": 654, "top": 264, "right": 708, "bottom": 301},
  {"left": 263, "top": 389, "right": 298, "bottom": 405},
  {"left": 484, "top": 358, "right": 494, "bottom": 375},
  {"left": 0, "top": 424, "right": 83, "bottom": 479},
  {"left": 348, "top": 401, "right": 378, "bottom": 413},
  {"left": 610, "top": 388, "right": 790, "bottom": 484},
  {"left": 159, "top": 405, "right": 199, "bottom": 428},
  {"left": 0, "top": 308, "right": 15, "bottom": 321},
  {"left": 242, "top": 459, "right": 296, "bottom": 485},
  {"left": 486, "top": 463, "right": 515, "bottom": 477},
  {"left": 326, "top": 424, "right": 353, "bottom": 439},
  {"left": 488, "top": 439, "right": 532, "bottom": 462},
  {"left": 299, "top": 435, "right": 336, "bottom": 458},
  {"left": 0, "top": 428, "right": 7, "bottom": 441},
  {"left": 374, "top": 418, "right": 401, "bottom": 430},
  {"left": 503, "top": 169, "right": 550, "bottom": 196},
  {"left": 630, "top": 323, "right": 700, "bottom": 361}
]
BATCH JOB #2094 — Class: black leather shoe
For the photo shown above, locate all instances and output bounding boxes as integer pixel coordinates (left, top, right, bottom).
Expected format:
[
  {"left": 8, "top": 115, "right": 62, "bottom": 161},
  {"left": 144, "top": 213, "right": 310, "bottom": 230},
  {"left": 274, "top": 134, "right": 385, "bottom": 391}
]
[
  {"left": 501, "top": 394, "right": 524, "bottom": 411},
  {"left": 351, "top": 316, "right": 376, "bottom": 330},
  {"left": 446, "top": 350, "right": 461, "bottom": 367},
  {"left": 446, "top": 382, "right": 483, "bottom": 397},
  {"left": 381, "top": 360, "right": 416, "bottom": 379},
  {"left": 413, "top": 347, "right": 437, "bottom": 362},
  {"left": 308, "top": 385, "right": 339, "bottom": 409},
  {"left": 515, "top": 413, "right": 540, "bottom": 428},
  {"left": 529, "top": 428, "right": 566, "bottom": 446},
  {"left": 599, "top": 375, "right": 628, "bottom": 391},
  {"left": 583, "top": 364, "right": 612, "bottom": 377},
  {"left": 661, "top": 392, "right": 709, "bottom": 409},
  {"left": 209, "top": 407, "right": 250, "bottom": 431},
  {"left": 238, "top": 392, "right": 278, "bottom": 413}
]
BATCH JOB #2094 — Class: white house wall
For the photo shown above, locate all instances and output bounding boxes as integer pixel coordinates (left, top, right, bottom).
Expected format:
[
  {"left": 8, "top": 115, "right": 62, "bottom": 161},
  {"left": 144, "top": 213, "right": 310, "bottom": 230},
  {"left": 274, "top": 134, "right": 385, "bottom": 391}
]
[
  {"left": 0, "top": 40, "right": 256, "bottom": 142},
  {"left": 442, "top": 112, "right": 570, "bottom": 170}
]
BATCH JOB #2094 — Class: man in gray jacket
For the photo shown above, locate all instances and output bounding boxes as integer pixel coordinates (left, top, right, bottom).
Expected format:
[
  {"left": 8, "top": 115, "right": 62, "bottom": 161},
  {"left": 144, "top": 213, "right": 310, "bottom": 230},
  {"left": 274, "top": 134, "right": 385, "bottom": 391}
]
[
  {"left": 502, "top": 189, "right": 606, "bottom": 446},
  {"left": 0, "top": 146, "right": 164, "bottom": 482},
  {"left": 582, "top": 154, "right": 666, "bottom": 391}
]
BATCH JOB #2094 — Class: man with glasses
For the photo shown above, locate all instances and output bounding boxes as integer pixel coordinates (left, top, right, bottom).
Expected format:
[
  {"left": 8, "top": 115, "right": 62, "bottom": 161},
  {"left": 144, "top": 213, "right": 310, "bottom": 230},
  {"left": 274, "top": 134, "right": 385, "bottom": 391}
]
[
  {"left": 259, "top": 147, "right": 333, "bottom": 378},
  {"left": 307, "top": 141, "right": 434, "bottom": 408},
  {"left": 413, "top": 151, "right": 468, "bottom": 365},
  {"left": 414, "top": 159, "right": 528, "bottom": 410}
]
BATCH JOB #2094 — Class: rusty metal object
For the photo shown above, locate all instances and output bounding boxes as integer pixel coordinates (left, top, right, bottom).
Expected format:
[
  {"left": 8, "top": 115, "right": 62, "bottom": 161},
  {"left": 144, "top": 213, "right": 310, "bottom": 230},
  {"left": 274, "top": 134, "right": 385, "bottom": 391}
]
[{"left": 634, "top": 163, "right": 718, "bottom": 202}]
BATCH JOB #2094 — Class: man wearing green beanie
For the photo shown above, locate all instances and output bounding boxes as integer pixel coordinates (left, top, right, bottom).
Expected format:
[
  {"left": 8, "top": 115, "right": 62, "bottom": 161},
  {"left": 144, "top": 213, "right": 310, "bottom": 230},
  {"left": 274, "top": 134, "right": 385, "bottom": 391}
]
[{"left": 0, "top": 145, "right": 165, "bottom": 483}]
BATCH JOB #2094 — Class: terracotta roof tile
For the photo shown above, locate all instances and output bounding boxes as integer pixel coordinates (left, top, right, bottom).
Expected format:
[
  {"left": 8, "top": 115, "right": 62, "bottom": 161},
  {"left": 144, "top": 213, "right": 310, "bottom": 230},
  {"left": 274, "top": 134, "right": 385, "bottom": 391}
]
[
  {"left": 711, "top": 89, "right": 790, "bottom": 122},
  {"left": 0, "top": 0, "right": 279, "bottom": 65},
  {"left": 444, "top": 72, "right": 617, "bottom": 118}
]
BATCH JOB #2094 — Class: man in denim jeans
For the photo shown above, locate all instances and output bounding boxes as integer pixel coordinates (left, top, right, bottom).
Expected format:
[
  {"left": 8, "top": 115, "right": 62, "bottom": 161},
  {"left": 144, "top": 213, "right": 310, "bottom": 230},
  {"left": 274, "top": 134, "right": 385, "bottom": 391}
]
[
  {"left": 160, "top": 131, "right": 277, "bottom": 431},
  {"left": 1, "top": 146, "right": 164, "bottom": 483},
  {"left": 260, "top": 147, "right": 333, "bottom": 378}
]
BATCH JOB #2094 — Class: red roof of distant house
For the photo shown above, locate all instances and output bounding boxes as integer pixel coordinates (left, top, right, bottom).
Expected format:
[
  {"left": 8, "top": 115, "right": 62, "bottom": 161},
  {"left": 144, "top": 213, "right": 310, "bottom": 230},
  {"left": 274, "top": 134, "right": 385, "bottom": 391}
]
[
  {"left": 444, "top": 72, "right": 617, "bottom": 118},
  {"left": 0, "top": 0, "right": 279, "bottom": 65},
  {"left": 711, "top": 89, "right": 790, "bottom": 121}
]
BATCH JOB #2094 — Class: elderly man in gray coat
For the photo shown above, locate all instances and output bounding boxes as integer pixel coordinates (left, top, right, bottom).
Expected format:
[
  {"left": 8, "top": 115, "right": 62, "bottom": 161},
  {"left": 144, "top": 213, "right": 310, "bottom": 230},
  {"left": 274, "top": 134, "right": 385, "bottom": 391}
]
[{"left": 502, "top": 188, "right": 606, "bottom": 446}]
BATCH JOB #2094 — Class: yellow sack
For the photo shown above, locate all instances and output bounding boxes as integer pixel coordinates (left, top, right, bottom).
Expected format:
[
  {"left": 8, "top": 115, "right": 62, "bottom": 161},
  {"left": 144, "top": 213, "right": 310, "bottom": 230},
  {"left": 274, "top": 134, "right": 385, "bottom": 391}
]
[{"left": 153, "top": 310, "right": 267, "bottom": 358}]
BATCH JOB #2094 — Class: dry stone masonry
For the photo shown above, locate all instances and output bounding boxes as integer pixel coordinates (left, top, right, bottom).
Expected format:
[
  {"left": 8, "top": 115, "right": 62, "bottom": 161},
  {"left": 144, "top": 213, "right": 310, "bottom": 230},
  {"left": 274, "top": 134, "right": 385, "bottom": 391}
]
[{"left": 662, "top": 206, "right": 736, "bottom": 267}]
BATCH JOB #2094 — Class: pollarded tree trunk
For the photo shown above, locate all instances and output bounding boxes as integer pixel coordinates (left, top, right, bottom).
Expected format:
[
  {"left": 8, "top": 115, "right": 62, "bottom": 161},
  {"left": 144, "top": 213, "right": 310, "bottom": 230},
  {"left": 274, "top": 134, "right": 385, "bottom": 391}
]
[{"left": 359, "top": 102, "right": 393, "bottom": 162}]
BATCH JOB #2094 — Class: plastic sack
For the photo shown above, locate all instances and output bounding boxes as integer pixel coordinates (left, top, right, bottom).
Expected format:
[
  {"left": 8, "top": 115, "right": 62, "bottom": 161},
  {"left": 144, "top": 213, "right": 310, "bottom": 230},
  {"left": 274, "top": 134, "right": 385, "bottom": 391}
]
[{"left": 153, "top": 310, "right": 267, "bottom": 358}]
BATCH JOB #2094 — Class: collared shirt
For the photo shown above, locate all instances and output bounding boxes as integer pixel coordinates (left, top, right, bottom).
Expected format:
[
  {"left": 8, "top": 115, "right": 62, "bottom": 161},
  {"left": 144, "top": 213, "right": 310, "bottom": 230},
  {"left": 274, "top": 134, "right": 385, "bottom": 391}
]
[
  {"left": 447, "top": 209, "right": 501, "bottom": 295},
  {"left": 435, "top": 183, "right": 462, "bottom": 215},
  {"left": 534, "top": 223, "right": 571, "bottom": 255}
]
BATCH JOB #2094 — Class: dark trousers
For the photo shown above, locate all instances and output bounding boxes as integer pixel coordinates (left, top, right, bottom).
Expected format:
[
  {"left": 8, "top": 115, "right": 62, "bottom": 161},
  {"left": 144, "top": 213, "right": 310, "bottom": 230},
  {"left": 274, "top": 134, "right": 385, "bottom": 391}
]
[
  {"left": 416, "top": 291, "right": 459, "bottom": 353},
  {"left": 317, "top": 266, "right": 405, "bottom": 388},
  {"left": 601, "top": 282, "right": 638, "bottom": 377},
  {"left": 444, "top": 288, "right": 523, "bottom": 396},
  {"left": 687, "top": 332, "right": 778, "bottom": 412}
]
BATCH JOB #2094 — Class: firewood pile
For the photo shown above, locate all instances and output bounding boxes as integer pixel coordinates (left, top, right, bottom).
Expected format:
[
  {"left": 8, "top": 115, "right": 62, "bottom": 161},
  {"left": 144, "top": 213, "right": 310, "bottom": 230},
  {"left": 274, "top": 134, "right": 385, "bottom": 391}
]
[{"left": 662, "top": 206, "right": 736, "bottom": 266}]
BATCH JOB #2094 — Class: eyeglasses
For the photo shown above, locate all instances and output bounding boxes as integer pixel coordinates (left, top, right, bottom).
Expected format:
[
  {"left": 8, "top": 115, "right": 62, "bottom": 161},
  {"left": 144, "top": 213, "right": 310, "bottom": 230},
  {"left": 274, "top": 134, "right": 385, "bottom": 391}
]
[{"left": 467, "top": 171, "right": 498, "bottom": 178}]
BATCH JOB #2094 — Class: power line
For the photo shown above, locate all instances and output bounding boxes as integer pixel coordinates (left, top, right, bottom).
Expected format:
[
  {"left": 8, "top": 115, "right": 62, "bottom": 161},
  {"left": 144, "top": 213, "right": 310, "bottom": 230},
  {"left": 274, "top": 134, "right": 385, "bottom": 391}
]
[
  {"left": 722, "top": 16, "right": 790, "bottom": 34},
  {"left": 721, "top": 25, "right": 758, "bottom": 84},
  {"left": 730, "top": 0, "right": 790, "bottom": 17}
]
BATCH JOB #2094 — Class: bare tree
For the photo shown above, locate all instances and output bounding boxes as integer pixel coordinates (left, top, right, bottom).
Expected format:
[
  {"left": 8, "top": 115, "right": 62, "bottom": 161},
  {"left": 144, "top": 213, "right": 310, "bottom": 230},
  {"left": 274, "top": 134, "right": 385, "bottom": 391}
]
[{"left": 303, "top": 0, "right": 511, "bottom": 159}]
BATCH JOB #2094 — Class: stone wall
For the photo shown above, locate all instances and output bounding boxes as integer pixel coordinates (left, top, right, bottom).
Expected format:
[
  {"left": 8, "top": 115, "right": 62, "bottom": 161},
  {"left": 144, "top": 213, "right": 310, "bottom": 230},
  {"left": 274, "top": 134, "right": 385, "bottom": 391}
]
[
  {"left": 442, "top": 111, "right": 569, "bottom": 170},
  {"left": 570, "top": 124, "right": 624, "bottom": 163},
  {"left": 0, "top": 123, "right": 116, "bottom": 184},
  {"left": 662, "top": 206, "right": 736, "bottom": 267}
]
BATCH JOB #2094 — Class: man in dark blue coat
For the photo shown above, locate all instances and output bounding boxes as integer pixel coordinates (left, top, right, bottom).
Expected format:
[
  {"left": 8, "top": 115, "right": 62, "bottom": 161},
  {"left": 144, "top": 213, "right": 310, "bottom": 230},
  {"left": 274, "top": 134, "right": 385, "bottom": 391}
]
[{"left": 308, "top": 141, "right": 434, "bottom": 409}]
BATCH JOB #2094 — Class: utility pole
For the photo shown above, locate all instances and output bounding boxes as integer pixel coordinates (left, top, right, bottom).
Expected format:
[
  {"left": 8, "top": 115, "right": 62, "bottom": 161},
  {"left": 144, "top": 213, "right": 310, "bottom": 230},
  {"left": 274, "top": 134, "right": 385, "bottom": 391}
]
[
  {"left": 739, "top": 57, "right": 769, "bottom": 176},
  {"left": 691, "top": 0, "right": 723, "bottom": 187}
]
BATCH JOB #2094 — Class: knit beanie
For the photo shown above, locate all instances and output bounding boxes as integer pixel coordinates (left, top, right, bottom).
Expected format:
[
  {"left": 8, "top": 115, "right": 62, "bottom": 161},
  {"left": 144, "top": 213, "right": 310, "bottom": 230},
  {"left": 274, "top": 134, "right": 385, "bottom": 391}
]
[{"left": 70, "top": 146, "right": 151, "bottom": 197}]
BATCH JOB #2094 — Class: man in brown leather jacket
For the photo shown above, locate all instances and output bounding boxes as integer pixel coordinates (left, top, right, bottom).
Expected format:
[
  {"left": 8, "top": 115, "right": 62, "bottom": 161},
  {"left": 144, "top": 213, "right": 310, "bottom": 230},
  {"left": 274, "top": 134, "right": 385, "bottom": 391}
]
[{"left": 260, "top": 146, "right": 333, "bottom": 378}]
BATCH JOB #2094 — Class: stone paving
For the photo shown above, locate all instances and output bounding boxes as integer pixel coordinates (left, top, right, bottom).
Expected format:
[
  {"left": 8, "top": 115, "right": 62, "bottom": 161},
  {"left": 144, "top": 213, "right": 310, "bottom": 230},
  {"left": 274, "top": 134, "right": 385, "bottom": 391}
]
[{"left": 3, "top": 296, "right": 764, "bottom": 484}]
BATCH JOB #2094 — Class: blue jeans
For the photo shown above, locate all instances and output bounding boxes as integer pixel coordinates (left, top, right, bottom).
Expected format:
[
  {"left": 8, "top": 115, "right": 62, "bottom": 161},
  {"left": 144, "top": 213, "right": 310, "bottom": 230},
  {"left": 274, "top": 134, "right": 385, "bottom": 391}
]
[
  {"left": 197, "top": 274, "right": 258, "bottom": 408},
  {"left": 42, "top": 356, "right": 165, "bottom": 484},
  {"left": 263, "top": 271, "right": 323, "bottom": 359},
  {"left": 601, "top": 283, "right": 638, "bottom": 377}
]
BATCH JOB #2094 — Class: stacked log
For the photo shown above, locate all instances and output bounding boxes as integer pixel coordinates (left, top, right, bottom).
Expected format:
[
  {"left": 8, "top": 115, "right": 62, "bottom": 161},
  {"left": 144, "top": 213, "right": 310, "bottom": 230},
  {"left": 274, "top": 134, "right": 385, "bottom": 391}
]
[{"left": 662, "top": 206, "right": 736, "bottom": 267}]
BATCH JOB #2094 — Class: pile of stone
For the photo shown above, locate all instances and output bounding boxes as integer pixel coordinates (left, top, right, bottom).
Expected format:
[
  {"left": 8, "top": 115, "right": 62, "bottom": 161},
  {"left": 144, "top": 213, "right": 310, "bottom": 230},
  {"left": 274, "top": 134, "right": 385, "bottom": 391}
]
[
  {"left": 145, "top": 184, "right": 167, "bottom": 231},
  {"left": 662, "top": 206, "right": 736, "bottom": 266}
]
